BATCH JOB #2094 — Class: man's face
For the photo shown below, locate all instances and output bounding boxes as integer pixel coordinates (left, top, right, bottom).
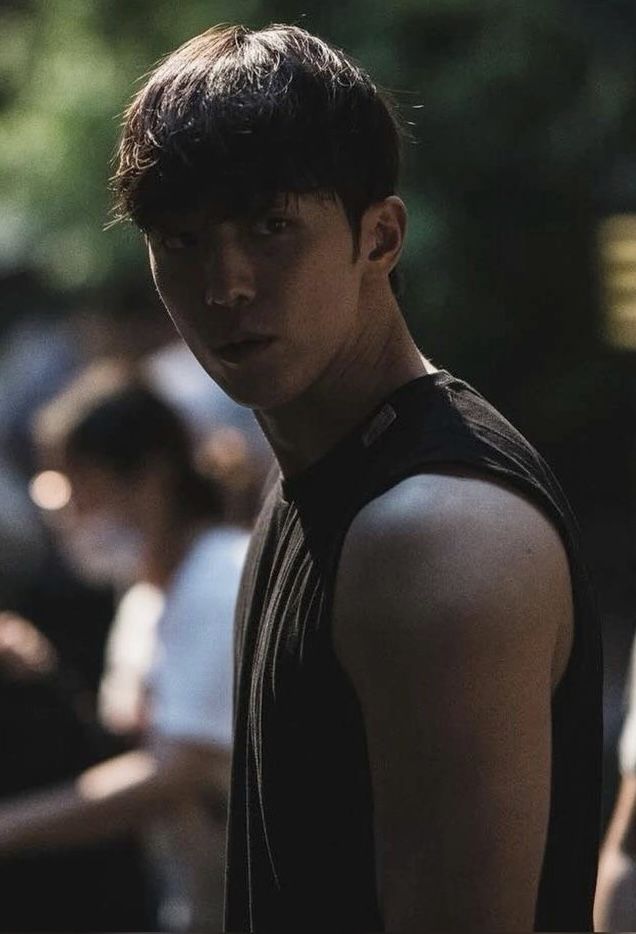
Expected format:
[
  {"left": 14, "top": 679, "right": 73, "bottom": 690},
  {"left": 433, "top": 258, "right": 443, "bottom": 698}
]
[{"left": 147, "top": 193, "right": 368, "bottom": 410}]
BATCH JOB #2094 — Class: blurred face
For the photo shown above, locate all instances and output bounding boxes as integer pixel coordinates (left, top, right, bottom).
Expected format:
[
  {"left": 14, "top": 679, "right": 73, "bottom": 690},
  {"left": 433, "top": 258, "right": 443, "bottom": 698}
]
[
  {"left": 55, "top": 460, "right": 144, "bottom": 586},
  {"left": 64, "top": 460, "right": 134, "bottom": 522},
  {"left": 146, "top": 193, "right": 369, "bottom": 410}
]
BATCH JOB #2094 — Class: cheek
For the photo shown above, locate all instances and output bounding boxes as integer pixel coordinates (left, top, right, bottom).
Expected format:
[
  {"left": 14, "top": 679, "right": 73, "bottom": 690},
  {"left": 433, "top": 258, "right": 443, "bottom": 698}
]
[
  {"left": 149, "top": 252, "right": 177, "bottom": 308},
  {"left": 304, "top": 245, "right": 360, "bottom": 316},
  {"left": 289, "top": 236, "right": 357, "bottom": 301},
  {"left": 148, "top": 246, "right": 193, "bottom": 304},
  {"left": 148, "top": 256, "right": 200, "bottom": 340}
]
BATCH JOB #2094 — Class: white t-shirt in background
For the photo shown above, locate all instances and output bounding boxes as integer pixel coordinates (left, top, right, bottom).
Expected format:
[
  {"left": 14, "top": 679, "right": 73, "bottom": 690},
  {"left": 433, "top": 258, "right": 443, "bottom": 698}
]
[{"left": 147, "top": 525, "right": 248, "bottom": 748}]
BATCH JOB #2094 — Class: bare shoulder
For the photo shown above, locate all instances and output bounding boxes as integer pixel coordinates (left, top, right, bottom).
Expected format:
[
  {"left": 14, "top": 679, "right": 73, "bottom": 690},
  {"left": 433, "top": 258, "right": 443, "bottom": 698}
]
[
  {"left": 332, "top": 471, "right": 574, "bottom": 929},
  {"left": 333, "top": 471, "right": 573, "bottom": 690}
]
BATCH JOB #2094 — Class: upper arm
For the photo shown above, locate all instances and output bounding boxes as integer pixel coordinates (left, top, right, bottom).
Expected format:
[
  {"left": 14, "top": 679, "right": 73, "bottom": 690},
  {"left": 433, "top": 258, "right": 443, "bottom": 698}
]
[{"left": 332, "top": 473, "right": 573, "bottom": 932}]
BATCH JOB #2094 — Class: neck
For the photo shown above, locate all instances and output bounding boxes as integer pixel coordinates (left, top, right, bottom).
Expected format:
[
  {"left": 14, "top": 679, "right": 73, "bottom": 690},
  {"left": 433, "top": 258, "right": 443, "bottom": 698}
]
[{"left": 257, "top": 294, "right": 434, "bottom": 477}]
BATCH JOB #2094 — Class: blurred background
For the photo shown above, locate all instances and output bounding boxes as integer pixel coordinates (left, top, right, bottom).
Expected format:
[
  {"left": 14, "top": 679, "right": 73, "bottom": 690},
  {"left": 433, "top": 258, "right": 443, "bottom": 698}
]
[{"left": 1, "top": 0, "right": 636, "bottom": 928}]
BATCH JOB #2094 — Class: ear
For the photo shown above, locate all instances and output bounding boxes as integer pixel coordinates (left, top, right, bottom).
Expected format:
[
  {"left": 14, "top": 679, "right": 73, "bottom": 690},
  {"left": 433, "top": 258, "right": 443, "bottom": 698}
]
[{"left": 361, "top": 196, "right": 407, "bottom": 275}]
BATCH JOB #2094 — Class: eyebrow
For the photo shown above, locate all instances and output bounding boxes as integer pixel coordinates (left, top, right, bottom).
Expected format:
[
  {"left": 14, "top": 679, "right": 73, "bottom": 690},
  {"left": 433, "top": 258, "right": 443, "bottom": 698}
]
[{"left": 146, "top": 191, "right": 305, "bottom": 235}]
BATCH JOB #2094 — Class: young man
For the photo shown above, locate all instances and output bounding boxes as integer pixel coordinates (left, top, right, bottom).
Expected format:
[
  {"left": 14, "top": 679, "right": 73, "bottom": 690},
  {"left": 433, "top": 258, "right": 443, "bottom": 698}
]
[{"left": 113, "top": 24, "right": 603, "bottom": 932}]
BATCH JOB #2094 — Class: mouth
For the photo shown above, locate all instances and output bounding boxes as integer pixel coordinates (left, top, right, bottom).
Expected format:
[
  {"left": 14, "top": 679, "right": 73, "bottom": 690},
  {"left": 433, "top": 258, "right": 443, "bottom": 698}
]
[{"left": 215, "top": 336, "right": 277, "bottom": 365}]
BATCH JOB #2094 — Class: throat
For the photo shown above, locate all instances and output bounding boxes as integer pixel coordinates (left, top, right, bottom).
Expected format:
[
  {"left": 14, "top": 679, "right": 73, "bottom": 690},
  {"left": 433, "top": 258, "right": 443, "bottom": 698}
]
[{"left": 258, "top": 329, "right": 433, "bottom": 478}]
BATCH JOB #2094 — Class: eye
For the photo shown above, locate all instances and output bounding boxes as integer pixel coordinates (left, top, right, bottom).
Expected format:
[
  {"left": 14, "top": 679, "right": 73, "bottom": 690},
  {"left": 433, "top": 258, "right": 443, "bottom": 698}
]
[
  {"left": 156, "top": 231, "right": 199, "bottom": 251},
  {"left": 251, "top": 216, "right": 290, "bottom": 237}
]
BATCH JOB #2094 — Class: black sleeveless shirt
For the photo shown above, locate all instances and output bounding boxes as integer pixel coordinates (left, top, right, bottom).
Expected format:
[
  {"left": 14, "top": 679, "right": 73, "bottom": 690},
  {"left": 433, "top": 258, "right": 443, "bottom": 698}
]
[{"left": 225, "top": 371, "right": 602, "bottom": 932}]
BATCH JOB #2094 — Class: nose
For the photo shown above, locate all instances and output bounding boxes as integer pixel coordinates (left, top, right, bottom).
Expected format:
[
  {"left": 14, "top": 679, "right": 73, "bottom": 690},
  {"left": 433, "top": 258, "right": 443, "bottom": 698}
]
[{"left": 203, "top": 231, "right": 256, "bottom": 309}]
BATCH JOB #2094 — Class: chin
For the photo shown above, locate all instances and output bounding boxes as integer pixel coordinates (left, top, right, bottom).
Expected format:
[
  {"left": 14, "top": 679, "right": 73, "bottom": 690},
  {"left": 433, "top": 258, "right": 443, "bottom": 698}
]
[
  {"left": 222, "top": 372, "right": 312, "bottom": 412},
  {"left": 224, "top": 383, "right": 296, "bottom": 412},
  {"left": 196, "top": 346, "right": 317, "bottom": 411}
]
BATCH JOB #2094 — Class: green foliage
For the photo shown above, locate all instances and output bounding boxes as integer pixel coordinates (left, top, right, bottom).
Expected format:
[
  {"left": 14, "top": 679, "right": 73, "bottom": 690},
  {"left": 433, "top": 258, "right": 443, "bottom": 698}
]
[
  {"left": 0, "top": 0, "right": 265, "bottom": 289},
  {"left": 1, "top": 0, "right": 635, "bottom": 301}
]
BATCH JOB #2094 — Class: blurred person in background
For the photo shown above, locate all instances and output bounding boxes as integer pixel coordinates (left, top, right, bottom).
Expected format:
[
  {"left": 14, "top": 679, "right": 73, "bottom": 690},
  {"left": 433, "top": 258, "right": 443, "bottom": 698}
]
[
  {"left": 0, "top": 360, "right": 249, "bottom": 933},
  {"left": 0, "top": 385, "right": 149, "bottom": 931},
  {"left": 112, "top": 23, "right": 603, "bottom": 933},
  {"left": 0, "top": 606, "right": 150, "bottom": 933},
  {"left": 595, "top": 637, "right": 636, "bottom": 930},
  {"left": 141, "top": 336, "right": 272, "bottom": 526}
]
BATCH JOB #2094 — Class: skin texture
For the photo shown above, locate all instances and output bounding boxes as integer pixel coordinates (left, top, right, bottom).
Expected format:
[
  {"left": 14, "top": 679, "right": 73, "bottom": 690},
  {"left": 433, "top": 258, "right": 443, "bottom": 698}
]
[
  {"left": 332, "top": 472, "right": 573, "bottom": 932},
  {"left": 149, "top": 191, "right": 576, "bottom": 930},
  {"left": 595, "top": 774, "right": 636, "bottom": 930}
]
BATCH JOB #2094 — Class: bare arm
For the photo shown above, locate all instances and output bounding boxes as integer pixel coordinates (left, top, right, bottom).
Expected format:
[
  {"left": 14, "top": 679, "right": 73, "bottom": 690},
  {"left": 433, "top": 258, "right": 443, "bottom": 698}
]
[
  {"left": 333, "top": 473, "right": 572, "bottom": 932},
  {"left": 595, "top": 774, "right": 636, "bottom": 931},
  {"left": 0, "top": 739, "right": 231, "bottom": 855}
]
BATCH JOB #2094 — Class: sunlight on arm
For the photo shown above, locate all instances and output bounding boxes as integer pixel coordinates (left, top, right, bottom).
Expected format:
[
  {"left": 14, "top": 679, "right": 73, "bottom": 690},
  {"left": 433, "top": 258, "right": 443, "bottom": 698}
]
[{"left": 76, "top": 750, "right": 157, "bottom": 800}]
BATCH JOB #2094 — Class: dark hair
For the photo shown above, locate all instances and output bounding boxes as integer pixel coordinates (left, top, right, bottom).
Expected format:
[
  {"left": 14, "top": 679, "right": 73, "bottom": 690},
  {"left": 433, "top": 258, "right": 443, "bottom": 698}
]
[
  {"left": 112, "top": 23, "right": 403, "bottom": 255},
  {"left": 37, "top": 364, "right": 222, "bottom": 521}
]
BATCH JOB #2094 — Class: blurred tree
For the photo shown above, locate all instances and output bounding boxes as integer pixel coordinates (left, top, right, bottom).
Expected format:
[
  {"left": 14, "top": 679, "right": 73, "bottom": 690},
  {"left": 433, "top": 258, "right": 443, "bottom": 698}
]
[
  {"left": 0, "top": 0, "right": 265, "bottom": 291},
  {"left": 1, "top": 0, "right": 634, "bottom": 295}
]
